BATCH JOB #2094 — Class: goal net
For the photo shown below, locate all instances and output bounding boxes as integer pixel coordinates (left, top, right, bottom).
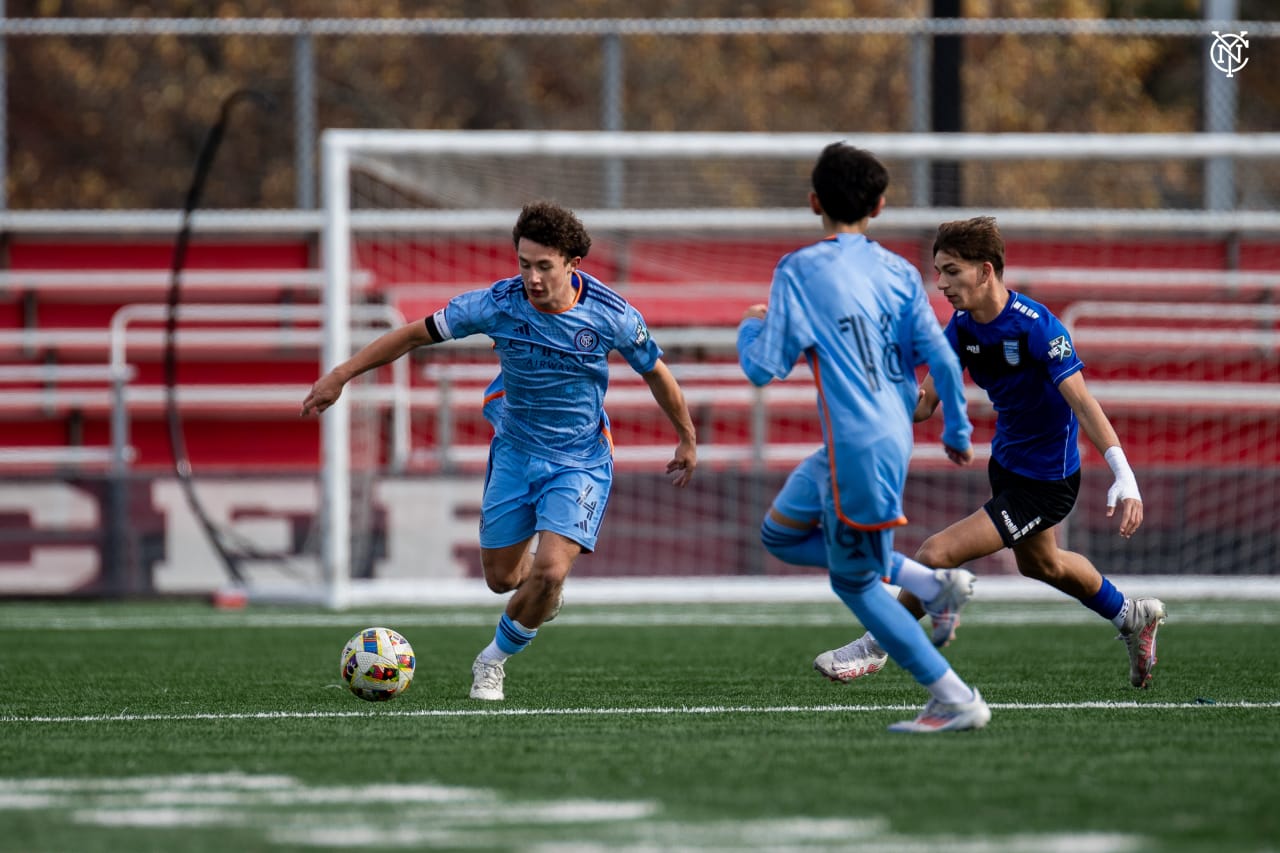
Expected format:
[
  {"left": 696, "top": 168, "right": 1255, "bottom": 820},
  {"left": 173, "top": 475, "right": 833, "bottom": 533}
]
[{"left": 317, "top": 130, "right": 1280, "bottom": 608}]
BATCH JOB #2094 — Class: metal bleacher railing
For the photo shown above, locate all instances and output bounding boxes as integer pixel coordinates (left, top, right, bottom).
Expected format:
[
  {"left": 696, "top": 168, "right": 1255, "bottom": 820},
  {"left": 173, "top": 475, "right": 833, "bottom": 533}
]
[{"left": 2, "top": 270, "right": 1279, "bottom": 475}]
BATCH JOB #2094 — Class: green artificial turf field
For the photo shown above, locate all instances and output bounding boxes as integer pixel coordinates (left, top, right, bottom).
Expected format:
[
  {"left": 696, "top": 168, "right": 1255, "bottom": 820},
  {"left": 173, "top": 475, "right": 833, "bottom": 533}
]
[{"left": 0, "top": 598, "right": 1276, "bottom": 852}]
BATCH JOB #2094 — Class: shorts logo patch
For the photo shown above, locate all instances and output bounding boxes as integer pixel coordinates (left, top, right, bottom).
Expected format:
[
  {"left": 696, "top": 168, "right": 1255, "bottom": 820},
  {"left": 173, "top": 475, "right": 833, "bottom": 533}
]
[{"left": 574, "top": 329, "right": 599, "bottom": 351}]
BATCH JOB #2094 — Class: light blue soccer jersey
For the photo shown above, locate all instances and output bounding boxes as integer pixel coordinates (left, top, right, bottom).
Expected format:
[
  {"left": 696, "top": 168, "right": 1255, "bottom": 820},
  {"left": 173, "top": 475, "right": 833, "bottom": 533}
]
[
  {"left": 738, "top": 233, "right": 971, "bottom": 529},
  {"left": 433, "top": 271, "right": 662, "bottom": 467},
  {"left": 945, "top": 289, "right": 1085, "bottom": 480}
]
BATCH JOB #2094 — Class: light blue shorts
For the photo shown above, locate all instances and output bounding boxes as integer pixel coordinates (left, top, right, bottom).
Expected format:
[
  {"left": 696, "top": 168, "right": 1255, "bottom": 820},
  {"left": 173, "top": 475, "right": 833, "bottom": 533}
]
[
  {"left": 479, "top": 436, "right": 613, "bottom": 553},
  {"left": 771, "top": 449, "right": 825, "bottom": 524},
  {"left": 775, "top": 448, "right": 897, "bottom": 582}
]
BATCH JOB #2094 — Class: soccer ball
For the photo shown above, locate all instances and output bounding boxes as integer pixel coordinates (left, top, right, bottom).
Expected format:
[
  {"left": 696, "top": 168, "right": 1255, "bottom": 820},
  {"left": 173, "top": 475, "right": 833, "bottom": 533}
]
[{"left": 340, "top": 627, "right": 416, "bottom": 702}]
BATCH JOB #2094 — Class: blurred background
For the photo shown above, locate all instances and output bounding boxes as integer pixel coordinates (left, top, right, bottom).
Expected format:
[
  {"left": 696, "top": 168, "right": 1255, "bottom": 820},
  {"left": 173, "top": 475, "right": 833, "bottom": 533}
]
[
  {"left": 0, "top": 1, "right": 1276, "bottom": 603},
  {"left": 3, "top": 0, "right": 1278, "bottom": 210}
]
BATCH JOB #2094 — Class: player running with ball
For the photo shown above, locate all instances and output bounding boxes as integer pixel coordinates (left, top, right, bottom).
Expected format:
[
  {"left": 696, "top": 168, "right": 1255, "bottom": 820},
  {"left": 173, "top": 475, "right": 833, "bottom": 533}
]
[{"left": 303, "top": 201, "right": 697, "bottom": 702}]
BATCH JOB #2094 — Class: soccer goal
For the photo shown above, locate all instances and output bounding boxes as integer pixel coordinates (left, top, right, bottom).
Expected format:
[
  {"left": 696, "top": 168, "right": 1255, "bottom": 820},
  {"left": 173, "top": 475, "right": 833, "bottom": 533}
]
[{"left": 316, "top": 129, "right": 1280, "bottom": 609}]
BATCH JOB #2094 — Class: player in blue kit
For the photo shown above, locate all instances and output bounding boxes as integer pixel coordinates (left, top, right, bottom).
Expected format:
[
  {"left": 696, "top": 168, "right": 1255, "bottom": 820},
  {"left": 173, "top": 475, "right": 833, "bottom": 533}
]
[
  {"left": 738, "top": 142, "right": 990, "bottom": 732},
  {"left": 302, "top": 201, "right": 698, "bottom": 701},
  {"left": 821, "top": 216, "right": 1166, "bottom": 689}
]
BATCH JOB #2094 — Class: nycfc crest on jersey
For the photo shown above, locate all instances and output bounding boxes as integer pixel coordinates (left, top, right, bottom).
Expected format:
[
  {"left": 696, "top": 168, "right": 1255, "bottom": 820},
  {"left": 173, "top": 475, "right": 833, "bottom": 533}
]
[
  {"left": 574, "top": 328, "right": 599, "bottom": 351},
  {"left": 440, "top": 272, "right": 663, "bottom": 467}
]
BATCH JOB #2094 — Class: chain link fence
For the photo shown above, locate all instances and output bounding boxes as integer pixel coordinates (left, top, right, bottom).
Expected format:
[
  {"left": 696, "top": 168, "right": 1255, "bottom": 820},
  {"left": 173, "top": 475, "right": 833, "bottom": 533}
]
[{"left": 2, "top": 12, "right": 1277, "bottom": 211}]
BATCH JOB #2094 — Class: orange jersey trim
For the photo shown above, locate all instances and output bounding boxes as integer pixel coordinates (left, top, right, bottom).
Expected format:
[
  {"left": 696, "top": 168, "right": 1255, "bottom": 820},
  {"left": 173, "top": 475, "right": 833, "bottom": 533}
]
[
  {"left": 601, "top": 419, "right": 614, "bottom": 455},
  {"left": 531, "top": 271, "right": 585, "bottom": 315},
  {"left": 810, "top": 356, "right": 909, "bottom": 532}
]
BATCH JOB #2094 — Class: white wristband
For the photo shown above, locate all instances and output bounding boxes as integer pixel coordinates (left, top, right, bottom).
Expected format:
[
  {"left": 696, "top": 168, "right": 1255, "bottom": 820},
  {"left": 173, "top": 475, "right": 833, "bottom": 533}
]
[
  {"left": 1104, "top": 446, "right": 1132, "bottom": 479},
  {"left": 1103, "top": 446, "right": 1141, "bottom": 506}
]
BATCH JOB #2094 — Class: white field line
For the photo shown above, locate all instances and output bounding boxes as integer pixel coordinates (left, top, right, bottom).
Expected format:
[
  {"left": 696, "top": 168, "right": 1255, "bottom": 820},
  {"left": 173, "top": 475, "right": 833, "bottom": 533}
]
[
  {"left": 3, "top": 700, "right": 1277, "bottom": 725},
  {"left": 0, "top": 602, "right": 1275, "bottom": 631},
  {"left": 0, "top": 772, "right": 1147, "bottom": 853},
  {"left": 260, "top": 575, "right": 1280, "bottom": 607}
]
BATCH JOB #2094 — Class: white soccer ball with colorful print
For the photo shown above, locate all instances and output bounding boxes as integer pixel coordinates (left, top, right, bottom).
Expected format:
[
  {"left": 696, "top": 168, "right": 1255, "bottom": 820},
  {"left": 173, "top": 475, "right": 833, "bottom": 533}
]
[{"left": 340, "top": 627, "right": 416, "bottom": 702}]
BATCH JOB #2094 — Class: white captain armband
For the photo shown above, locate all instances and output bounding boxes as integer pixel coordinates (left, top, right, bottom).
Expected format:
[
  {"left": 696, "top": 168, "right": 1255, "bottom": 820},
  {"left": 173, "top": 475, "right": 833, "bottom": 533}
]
[{"left": 425, "top": 309, "right": 453, "bottom": 342}]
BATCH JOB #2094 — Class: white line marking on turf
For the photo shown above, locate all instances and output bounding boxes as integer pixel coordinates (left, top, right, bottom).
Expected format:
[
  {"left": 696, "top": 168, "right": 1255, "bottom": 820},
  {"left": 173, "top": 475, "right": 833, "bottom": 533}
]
[
  {"left": 0, "top": 773, "right": 1144, "bottom": 852},
  {"left": 3, "top": 700, "right": 1276, "bottom": 725},
  {"left": 1, "top": 604, "right": 1275, "bottom": 631}
]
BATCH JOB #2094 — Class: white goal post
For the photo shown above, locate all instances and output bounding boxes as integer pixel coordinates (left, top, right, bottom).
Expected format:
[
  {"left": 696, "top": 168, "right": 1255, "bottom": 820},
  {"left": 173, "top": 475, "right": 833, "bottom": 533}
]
[{"left": 317, "top": 129, "right": 1280, "bottom": 609}]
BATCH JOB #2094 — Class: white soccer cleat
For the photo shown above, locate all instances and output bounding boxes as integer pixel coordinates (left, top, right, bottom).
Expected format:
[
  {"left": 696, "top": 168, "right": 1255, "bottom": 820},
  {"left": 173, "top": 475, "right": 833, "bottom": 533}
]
[
  {"left": 924, "top": 568, "right": 976, "bottom": 647},
  {"left": 469, "top": 655, "right": 506, "bottom": 701},
  {"left": 1119, "top": 597, "right": 1166, "bottom": 688},
  {"left": 887, "top": 689, "right": 992, "bottom": 733},
  {"left": 813, "top": 634, "right": 888, "bottom": 683}
]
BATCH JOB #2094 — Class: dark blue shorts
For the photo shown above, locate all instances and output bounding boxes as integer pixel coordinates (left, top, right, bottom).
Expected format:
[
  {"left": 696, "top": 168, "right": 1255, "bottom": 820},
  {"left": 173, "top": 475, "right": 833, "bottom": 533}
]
[{"left": 983, "top": 457, "right": 1080, "bottom": 547}]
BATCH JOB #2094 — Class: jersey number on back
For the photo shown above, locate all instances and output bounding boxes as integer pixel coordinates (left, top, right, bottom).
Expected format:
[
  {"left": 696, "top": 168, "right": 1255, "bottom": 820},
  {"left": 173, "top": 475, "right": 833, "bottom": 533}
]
[{"left": 838, "top": 313, "right": 905, "bottom": 391}]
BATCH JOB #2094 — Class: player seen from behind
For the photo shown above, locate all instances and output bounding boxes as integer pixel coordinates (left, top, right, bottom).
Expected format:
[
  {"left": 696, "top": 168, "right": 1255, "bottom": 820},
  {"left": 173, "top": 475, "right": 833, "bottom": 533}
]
[{"left": 738, "top": 142, "right": 990, "bottom": 732}]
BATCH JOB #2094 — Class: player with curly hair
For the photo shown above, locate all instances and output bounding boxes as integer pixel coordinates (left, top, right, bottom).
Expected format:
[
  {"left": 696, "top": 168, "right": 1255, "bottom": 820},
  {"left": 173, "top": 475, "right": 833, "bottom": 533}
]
[{"left": 303, "top": 201, "right": 698, "bottom": 700}]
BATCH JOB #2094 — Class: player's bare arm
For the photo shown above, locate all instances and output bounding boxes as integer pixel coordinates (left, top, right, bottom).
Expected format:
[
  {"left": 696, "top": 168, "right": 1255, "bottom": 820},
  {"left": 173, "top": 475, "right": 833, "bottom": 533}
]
[
  {"left": 915, "top": 374, "right": 940, "bottom": 422},
  {"left": 742, "top": 303, "right": 768, "bottom": 321},
  {"left": 1057, "top": 371, "right": 1144, "bottom": 538},
  {"left": 914, "top": 374, "right": 971, "bottom": 466},
  {"left": 641, "top": 359, "right": 698, "bottom": 487},
  {"left": 301, "top": 319, "right": 437, "bottom": 416}
]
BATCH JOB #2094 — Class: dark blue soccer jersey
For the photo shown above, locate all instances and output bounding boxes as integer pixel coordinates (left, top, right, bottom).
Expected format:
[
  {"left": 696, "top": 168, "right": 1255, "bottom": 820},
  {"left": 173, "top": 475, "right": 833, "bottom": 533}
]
[{"left": 945, "top": 290, "right": 1084, "bottom": 480}]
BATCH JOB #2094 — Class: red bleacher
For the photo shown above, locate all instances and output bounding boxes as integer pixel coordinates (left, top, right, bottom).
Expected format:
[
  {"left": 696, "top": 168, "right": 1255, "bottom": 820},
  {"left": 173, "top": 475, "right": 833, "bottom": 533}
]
[{"left": 1, "top": 235, "right": 1277, "bottom": 473}]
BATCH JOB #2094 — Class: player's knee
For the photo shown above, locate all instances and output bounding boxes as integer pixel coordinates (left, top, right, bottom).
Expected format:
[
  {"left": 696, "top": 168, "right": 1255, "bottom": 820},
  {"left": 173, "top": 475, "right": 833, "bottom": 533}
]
[
  {"left": 914, "top": 534, "right": 953, "bottom": 569},
  {"left": 760, "top": 515, "right": 798, "bottom": 559},
  {"left": 760, "top": 514, "right": 824, "bottom": 565},
  {"left": 483, "top": 574, "right": 519, "bottom": 595},
  {"left": 480, "top": 554, "right": 523, "bottom": 594},
  {"left": 1015, "top": 555, "right": 1060, "bottom": 581}
]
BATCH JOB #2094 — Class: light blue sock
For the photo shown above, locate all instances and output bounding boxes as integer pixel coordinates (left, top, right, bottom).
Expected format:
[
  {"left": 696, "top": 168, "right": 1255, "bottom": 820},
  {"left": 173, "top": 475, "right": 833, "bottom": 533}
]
[
  {"left": 760, "top": 516, "right": 827, "bottom": 567},
  {"left": 830, "top": 570, "right": 950, "bottom": 686},
  {"left": 493, "top": 613, "right": 537, "bottom": 656}
]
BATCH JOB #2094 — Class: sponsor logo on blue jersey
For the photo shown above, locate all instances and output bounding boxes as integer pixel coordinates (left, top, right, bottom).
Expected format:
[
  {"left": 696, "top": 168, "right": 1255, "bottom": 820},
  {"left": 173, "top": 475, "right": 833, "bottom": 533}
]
[{"left": 1003, "top": 340, "right": 1021, "bottom": 366}]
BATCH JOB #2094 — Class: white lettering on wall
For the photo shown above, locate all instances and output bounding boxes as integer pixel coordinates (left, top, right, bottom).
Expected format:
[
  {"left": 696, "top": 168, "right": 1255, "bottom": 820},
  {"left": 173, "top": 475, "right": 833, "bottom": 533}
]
[{"left": 0, "top": 483, "right": 100, "bottom": 593}]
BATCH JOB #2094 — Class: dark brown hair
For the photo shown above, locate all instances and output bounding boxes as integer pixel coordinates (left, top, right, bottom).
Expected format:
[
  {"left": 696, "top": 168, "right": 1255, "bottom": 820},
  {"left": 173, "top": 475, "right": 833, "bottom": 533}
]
[
  {"left": 512, "top": 201, "right": 591, "bottom": 260},
  {"left": 933, "top": 216, "right": 1005, "bottom": 277}
]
